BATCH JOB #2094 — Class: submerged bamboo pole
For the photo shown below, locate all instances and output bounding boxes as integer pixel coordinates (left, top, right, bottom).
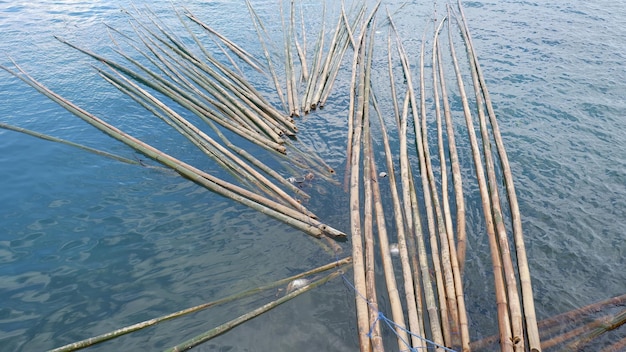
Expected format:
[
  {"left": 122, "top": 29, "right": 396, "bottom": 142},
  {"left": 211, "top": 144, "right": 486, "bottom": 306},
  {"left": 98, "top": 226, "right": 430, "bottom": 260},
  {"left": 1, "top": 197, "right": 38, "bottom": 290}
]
[
  {"left": 49, "top": 257, "right": 351, "bottom": 352},
  {"left": 388, "top": 11, "right": 442, "bottom": 348},
  {"left": 456, "top": 2, "right": 541, "bottom": 350},
  {"left": 435, "top": 31, "right": 471, "bottom": 352},
  {"left": 447, "top": 13, "right": 513, "bottom": 352},
  {"left": 437, "top": 12, "right": 467, "bottom": 275},
  {"left": 348, "top": 8, "right": 375, "bottom": 351},
  {"left": 370, "top": 93, "right": 410, "bottom": 349},
  {"left": 454, "top": 9, "right": 524, "bottom": 351},
  {"left": 164, "top": 269, "right": 346, "bottom": 352}
]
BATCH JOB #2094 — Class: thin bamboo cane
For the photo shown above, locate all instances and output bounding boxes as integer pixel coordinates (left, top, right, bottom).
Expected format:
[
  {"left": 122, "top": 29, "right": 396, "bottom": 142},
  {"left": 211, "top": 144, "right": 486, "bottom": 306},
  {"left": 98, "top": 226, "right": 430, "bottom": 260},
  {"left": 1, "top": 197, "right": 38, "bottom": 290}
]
[
  {"left": 349, "top": 19, "right": 371, "bottom": 352},
  {"left": 435, "top": 29, "right": 471, "bottom": 352},
  {"left": 440, "top": 8, "right": 467, "bottom": 275},
  {"left": 369, "top": 93, "right": 411, "bottom": 349},
  {"left": 430, "top": 16, "right": 465, "bottom": 350},
  {"left": 456, "top": 2, "right": 541, "bottom": 350},
  {"left": 48, "top": 257, "right": 351, "bottom": 352},
  {"left": 387, "top": 12, "right": 442, "bottom": 347},
  {"left": 454, "top": 10, "right": 524, "bottom": 351},
  {"left": 207, "top": 120, "right": 311, "bottom": 200},
  {"left": 144, "top": 13, "right": 292, "bottom": 133},
  {"left": 319, "top": 4, "right": 365, "bottom": 107},
  {"left": 539, "top": 313, "right": 616, "bottom": 350},
  {"left": 186, "top": 12, "right": 264, "bottom": 73},
  {"left": 384, "top": 28, "right": 427, "bottom": 343},
  {"left": 302, "top": 2, "right": 326, "bottom": 113},
  {"left": 287, "top": 0, "right": 300, "bottom": 116},
  {"left": 100, "top": 70, "right": 260, "bottom": 192},
  {"left": 418, "top": 29, "right": 452, "bottom": 348},
  {"left": 164, "top": 270, "right": 345, "bottom": 352},
  {"left": 399, "top": 93, "right": 428, "bottom": 350},
  {"left": 385, "top": 18, "right": 430, "bottom": 352},
  {"left": 292, "top": 0, "right": 308, "bottom": 83},
  {"left": 244, "top": 0, "right": 288, "bottom": 113},
  {"left": 311, "top": 9, "right": 345, "bottom": 108},
  {"left": 3, "top": 62, "right": 346, "bottom": 241},
  {"left": 447, "top": 14, "right": 513, "bottom": 352},
  {"left": 0, "top": 122, "right": 140, "bottom": 166}
]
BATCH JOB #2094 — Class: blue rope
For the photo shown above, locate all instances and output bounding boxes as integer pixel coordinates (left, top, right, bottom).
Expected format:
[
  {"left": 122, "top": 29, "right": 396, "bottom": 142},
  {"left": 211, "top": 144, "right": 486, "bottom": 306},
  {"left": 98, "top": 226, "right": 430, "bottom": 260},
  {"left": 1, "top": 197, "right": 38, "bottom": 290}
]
[{"left": 338, "top": 259, "right": 458, "bottom": 352}]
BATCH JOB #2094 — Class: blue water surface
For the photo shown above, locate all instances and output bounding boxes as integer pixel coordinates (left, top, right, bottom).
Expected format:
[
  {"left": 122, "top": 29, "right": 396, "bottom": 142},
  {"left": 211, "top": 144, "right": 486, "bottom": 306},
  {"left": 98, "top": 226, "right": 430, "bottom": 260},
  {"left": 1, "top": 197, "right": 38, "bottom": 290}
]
[{"left": 1, "top": 0, "right": 625, "bottom": 351}]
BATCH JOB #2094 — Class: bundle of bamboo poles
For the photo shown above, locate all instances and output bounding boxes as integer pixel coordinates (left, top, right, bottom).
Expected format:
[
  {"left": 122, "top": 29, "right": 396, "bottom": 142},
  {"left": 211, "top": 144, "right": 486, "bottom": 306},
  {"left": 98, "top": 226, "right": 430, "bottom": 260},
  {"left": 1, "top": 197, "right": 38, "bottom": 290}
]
[
  {"left": 343, "top": 1, "right": 545, "bottom": 351},
  {"left": 2, "top": 0, "right": 622, "bottom": 351},
  {"left": 2, "top": 4, "right": 355, "bottom": 254}
]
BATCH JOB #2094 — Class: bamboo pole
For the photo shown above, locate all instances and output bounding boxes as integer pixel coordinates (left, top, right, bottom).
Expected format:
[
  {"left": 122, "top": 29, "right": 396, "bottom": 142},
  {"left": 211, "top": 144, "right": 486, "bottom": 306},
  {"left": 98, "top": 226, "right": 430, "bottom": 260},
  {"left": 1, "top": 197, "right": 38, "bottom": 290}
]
[
  {"left": 369, "top": 93, "right": 411, "bottom": 349},
  {"left": 302, "top": 2, "right": 326, "bottom": 113},
  {"left": 454, "top": 10, "right": 524, "bottom": 351},
  {"left": 447, "top": 12, "right": 513, "bottom": 352},
  {"left": 417, "top": 29, "right": 453, "bottom": 348},
  {"left": 431, "top": 16, "right": 471, "bottom": 351},
  {"left": 388, "top": 12, "right": 443, "bottom": 348},
  {"left": 362, "top": 81, "right": 383, "bottom": 352},
  {"left": 186, "top": 12, "right": 264, "bottom": 73},
  {"left": 244, "top": 0, "right": 288, "bottom": 113},
  {"left": 0, "top": 122, "right": 140, "bottom": 166},
  {"left": 435, "top": 27, "right": 471, "bottom": 352},
  {"left": 456, "top": 2, "right": 541, "bottom": 350},
  {"left": 348, "top": 30, "right": 371, "bottom": 352},
  {"left": 48, "top": 257, "right": 351, "bottom": 352},
  {"left": 164, "top": 270, "right": 346, "bottom": 352},
  {"left": 438, "top": 9, "right": 467, "bottom": 275}
]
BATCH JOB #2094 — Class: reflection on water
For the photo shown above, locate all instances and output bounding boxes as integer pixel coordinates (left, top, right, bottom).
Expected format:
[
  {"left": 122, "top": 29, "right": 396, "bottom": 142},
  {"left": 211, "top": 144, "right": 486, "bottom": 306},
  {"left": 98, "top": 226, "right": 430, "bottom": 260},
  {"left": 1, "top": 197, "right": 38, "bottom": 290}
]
[{"left": 1, "top": 0, "right": 625, "bottom": 351}]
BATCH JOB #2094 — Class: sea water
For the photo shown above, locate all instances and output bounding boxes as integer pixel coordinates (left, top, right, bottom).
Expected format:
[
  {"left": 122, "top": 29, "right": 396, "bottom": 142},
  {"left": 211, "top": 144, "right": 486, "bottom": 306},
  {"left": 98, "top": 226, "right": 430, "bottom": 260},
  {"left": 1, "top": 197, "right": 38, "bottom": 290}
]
[{"left": 1, "top": 1, "right": 624, "bottom": 351}]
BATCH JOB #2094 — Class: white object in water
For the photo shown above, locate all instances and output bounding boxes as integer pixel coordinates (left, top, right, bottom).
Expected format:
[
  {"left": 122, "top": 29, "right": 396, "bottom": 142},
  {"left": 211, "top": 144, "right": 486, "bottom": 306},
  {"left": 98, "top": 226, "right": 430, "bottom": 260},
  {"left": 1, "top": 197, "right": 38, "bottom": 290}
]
[
  {"left": 379, "top": 171, "right": 388, "bottom": 178},
  {"left": 286, "top": 278, "right": 310, "bottom": 293},
  {"left": 389, "top": 243, "right": 399, "bottom": 256}
]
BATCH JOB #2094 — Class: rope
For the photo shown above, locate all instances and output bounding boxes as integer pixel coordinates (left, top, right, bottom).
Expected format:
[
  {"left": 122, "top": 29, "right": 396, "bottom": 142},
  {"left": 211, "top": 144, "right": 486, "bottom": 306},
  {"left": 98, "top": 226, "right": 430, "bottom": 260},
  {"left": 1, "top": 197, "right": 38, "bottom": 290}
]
[{"left": 337, "top": 256, "right": 457, "bottom": 352}]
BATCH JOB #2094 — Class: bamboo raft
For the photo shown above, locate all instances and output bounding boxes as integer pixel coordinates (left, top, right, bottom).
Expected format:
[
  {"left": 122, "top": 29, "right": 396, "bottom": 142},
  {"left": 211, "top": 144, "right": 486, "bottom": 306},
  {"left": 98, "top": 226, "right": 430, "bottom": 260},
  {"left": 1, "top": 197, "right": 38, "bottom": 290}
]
[{"left": 1, "top": 1, "right": 624, "bottom": 351}]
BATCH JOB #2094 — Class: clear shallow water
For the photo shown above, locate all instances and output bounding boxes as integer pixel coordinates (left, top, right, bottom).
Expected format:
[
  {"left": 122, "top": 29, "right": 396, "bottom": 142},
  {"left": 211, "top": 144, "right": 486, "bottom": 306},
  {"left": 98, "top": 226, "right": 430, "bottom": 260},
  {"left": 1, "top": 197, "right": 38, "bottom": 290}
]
[{"left": 1, "top": 1, "right": 624, "bottom": 351}]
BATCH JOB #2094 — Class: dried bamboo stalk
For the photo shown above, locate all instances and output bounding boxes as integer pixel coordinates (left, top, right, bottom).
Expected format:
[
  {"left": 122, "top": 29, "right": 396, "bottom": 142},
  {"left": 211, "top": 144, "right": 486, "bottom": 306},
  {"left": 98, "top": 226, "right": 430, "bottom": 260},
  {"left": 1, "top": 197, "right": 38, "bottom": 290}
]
[
  {"left": 186, "top": 12, "right": 264, "bottom": 72},
  {"left": 447, "top": 14, "right": 513, "bottom": 352},
  {"left": 388, "top": 12, "right": 443, "bottom": 347},
  {"left": 370, "top": 92, "right": 411, "bottom": 349},
  {"left": 435, "top": 28, "right": 471, "bottom": 352},
  {"left": 245, "top": 0, "right": 288, "bottom": 112},
  {"left": 362, "top": 81, "right": 382, "bottom": 352},
  {"left": 348, "top": 25, "right": 371, "bottom": 352},
  {"left": 440, "top": 8, "right": 467, "bottom": 275},
  {"left": 456, "top": 2, "right": 541, "bottom": 350},
  {"left": 454, "top": 10, "right": 524, "bottom": 351},
  {"left": 418, "top": 30, "right": 452, "bottom": 347}
]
